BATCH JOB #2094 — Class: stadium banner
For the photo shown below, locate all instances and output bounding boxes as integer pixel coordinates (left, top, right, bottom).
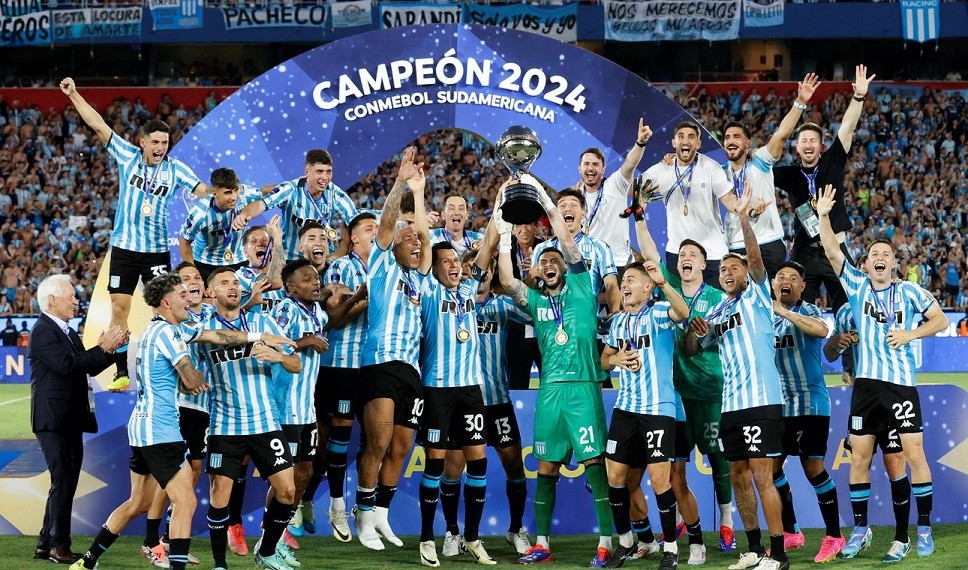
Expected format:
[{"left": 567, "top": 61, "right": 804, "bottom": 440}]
[
  {"left": 50, "top": 7, "right": 142, "bottom": 40},
  {"left": 604, "top": 0, "right": 741, "bottom": 42},
  {"left": 220, "top": 5, "right": 328, "bottom": 31},
  {"left": 0, "top": 347, "right": 29, "bottom": 383},
  {"left": 0, "top": 8, "right": 50, "bottom": 45},
  {"left": 0, "top": 385, "right": 965, "bottom": 537},
  {"left": 378, "top": 2, "right": 462, "bottom": 29},
  {"left": 147, "top": 0, "right": 202, "bottom": 32},
  {"left": 900, "top": 0, "right": 939, "bottom": 44},
  {"left": 743, "top": 0, "right": 783, "bottom": 28},
  {"left": 331, "top": 0, "right": 371, "bottom": 29},
  {"left": 462, "top": 3, "right": 578, "bottom": 43}
]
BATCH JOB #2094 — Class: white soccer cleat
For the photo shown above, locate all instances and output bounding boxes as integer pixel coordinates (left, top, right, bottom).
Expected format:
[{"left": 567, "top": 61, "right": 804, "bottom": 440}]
[
  {"left": 420, "top": 540, "right": 441, "bottom": 567},
  {"left": 506, "top": 531, "right": 532, "bottom": 555},
  {"left": 465, "top": 539, "right": 497, "bottom": 565},
  {"left": 442, "top": 531, "right": 464, "bottom": 557},
  {"left": 353, "top": 507, "right": 385, "bottom": 551},
  {"left": 328, "top": 507, "right": 352, "bottom": 543}
]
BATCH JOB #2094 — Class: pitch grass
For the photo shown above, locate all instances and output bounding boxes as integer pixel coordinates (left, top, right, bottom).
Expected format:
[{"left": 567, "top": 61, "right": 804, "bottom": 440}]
[{"left": 0, "top": 526, "right": 966, "bottom": 568}]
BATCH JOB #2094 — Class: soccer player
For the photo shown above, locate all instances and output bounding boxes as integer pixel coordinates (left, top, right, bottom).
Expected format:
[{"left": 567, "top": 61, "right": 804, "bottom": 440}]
[
  {"left": 815, "top": 184, "right": 946, "bottom": 562},
  {"left": 198, "top": 267, "right": 303, "bottom": 570},
  {"left": 354, "top": 147, "right": 430, "bottom": 550},
  {"left": 506, "top": 222, "right": 543, "bottom": 390},
  {"left": 771, "top": 261, "right": 846, "bottom": 562},
  {"left": 297, "top": 221, "right": 331, "bottom": 277},
  {"left": 179, "top": 168, "right": 262, "bottom": 282},
  {"left": 60, "top": 77, "right": 208, "bottom": 392},
  {"left": 234, "top": 149, "right": 358, "bottom": 261},
  {"left": 236, "top": 217, "right": 286, "bottom": 313},
  {"left": 722, "top": 74, "right": 820, "bottom": 278},
  {"left": 430, "top": 192, "right": 484, "bottom": 259},
  {"left": 683, "top": 188, "right": 790, "bottom": 570},
  {"left": 497, "top": 177, "right": 614, "bottom": 567},
  {"left": 599, "top": 260, "right": 689, "bottom": 569}
]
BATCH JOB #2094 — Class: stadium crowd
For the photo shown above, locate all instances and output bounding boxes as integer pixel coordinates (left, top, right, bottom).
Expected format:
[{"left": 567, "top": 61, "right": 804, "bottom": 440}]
[{"left": 2, "top": 82, "right": 968, "bottom": 317}]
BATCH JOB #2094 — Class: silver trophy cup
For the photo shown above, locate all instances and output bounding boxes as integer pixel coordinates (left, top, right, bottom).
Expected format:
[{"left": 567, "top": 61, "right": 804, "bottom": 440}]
[{"left": 496, "top": 126, "right": 544, "bottom": 224}]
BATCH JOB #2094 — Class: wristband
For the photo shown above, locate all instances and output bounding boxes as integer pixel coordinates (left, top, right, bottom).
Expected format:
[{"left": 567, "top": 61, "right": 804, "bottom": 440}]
[
  {"left": 852, "top": 94, "right": 865, "bottom": 102},
  {"left": 635, "top": 140, "right": 647, "bottom": 148},
  {"left": 247, "top": 332, "right": 262, "bottom": 343},
  {"left": 792, "top": 100, "right": 808, "bottom": 111}
]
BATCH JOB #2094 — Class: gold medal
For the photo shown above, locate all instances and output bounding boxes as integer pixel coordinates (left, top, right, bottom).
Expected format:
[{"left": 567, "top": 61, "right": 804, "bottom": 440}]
[
  {"left": 628, "top": 358, "right": 642, "bottom": 373},
  {"left": 141, "top": 200, "right": 153, "bottom": 216},
  {"left": 682, "top": 203, "right": 689, "bottom": 216},
  {"left": 327, "top": 227, "right": 339, "bottom": 241},
  {"left": 409, "top": 296, "right": 421, "bottom": 306},
  {"left": 849, "top": 331, "right": 859, "bottom": 344},
  {"left": 224, "top": 250, "right": 234, "bottom": 262},
  {"left": 456, "top": 327, "right": 470, "bottom": 343},
  {"left": 554, "top": 327, "right": 569, "bottom": 346},
  {"left": 471, "top": 240, "right": 481, "bottom": 251}
]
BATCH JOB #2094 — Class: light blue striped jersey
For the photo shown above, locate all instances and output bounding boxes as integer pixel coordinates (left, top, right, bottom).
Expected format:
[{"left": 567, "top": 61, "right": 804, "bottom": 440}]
[
  {"left": 320, "top": 253, "right": 368, "bottom": 368},
  {"left": 106, "top": 135, "right": 202, "bottom": 253},
  {"left": 839, "top": 263, "right": 938, "bottom": 386},
  {"left": 419, "top": 275, "right": 483, "bottom": 388},
  {"left": 833, "top": 303, "right": 857, "bottom": 336},
  {"left": 476, "top": 294, "right": 531, "bottom": 406},
  {"left": 197, "top": 309, "right": 295, "bottom": 436},
  {"left": 261, "top": 178, "right": 358, "bottom": 259},
  {"left": 702, "top": 276, "right": 784, "bottom": 413},
  {"left": 606, "top": 302, "right": 677, "bottom": 417},
  {"left": 180, "top": 185, "right": 262, "bottom": 265},
  {"left": 176, "top": 304, "right": 215, "bottom": 413},
  {"left": 128, "top": 317, "right": 197, "bottom": 447},
  {"left": 236, "top": 266, "right": 287, "bottom": 313},
  {"left": 271, "top": 297, "right": 328, "bottom": 425},
  {"left": 430, "top": 228, "right": 485, "bottom": 259},
  {"left": 361, "top": 239, "right": 428, "bottom": 371},
  {"left": 532, "top": 232, "right": 617, "bottom": 295},
  {"left": 773, "top": 301, "right": 830, "bottom": 416}
]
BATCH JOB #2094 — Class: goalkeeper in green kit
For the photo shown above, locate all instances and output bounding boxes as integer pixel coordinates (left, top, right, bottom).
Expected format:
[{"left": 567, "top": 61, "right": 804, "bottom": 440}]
[{"left": 496, "top": 175, "right": 614, "bottom": 567}]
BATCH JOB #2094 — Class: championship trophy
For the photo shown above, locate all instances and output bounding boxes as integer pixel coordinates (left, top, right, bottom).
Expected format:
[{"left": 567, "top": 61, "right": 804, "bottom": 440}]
[{"left": 495, "top": 125, "right": 544, "bottom": 224}]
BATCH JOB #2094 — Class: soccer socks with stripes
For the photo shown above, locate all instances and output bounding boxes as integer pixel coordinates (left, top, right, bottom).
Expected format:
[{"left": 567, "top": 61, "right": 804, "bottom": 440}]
[
  {"left": 228, "top": 475, "right": 247, "bottom": 525},
  {"left": 207, "top": 505, "right": 230, "bottom": 568},
  {"left": 440, "top": 477, "right": 462, "bottom": 536},
  {"left": 420, "top": 458, "right": 444, "bottom": 542},
  {"left": 464, "top": 458, "right": 488, "bottom": 542},
  {"left": 891, "top": 476, "right": 912, "bottom": 542},
  {"left": 849, "top": 482, "right": 871, "bottom": 527},
  {"left": 773, "top": 468, "right": 798, "bottom": 534},
  {"left": 534, "top": 473, "right": 558, "bottom": 538},
  {"left": 507, "top": 477, "right": 528, "bottom": 533},
  {"left": 144, "top": 517, "right": 161, "bottom": 548},
  {"left": 355, "top": 485, "right": 377, "bottom": 511},
  {"left": 808, "top": 470, "right": 842, "bottom": 538},
  {"left": 632, "top": 518, "right": 656, "bottom": 544},
  {"left": 913, "top": 481, "right": 932, "bottom": 527},
  {"left": 375, "top": 483, "right": 398, "bottom": 509},
  {"left": 325, "top": 425, "right": 351, "bottom": 500},
  {"left": 81, "top": 525, "right": 119, "bottom": 569},
  {"left": 168, "top": 537, "right": 191, "bottom": 570},
  {"left": 608, "top": 485, "right": 632, "bottom": 535},
  {"left": 260, "top": 498, "right": 293, "bottom": 557},
  {"left": 656, "top": 489, "right": 680, "bottom": 552},
  {"left": 584, "top": 463, "right": 613, "bottom": 541}
]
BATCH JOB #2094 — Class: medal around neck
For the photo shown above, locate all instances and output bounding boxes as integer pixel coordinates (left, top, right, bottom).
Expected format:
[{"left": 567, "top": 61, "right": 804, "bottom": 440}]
[
  {"left": 554, "top": 327, "right": 569, "bottom": 345},
  {"left": 496, "top": 125, "right": 545, "bottom": 224},
  {"left": 456, "top": 327, "right": 470, "bottom": 343}
]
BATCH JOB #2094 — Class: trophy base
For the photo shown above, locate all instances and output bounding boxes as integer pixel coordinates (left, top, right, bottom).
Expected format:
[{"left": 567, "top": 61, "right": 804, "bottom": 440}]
[{"left": 501, "top": 183, "right": 545, "bottom": 224}]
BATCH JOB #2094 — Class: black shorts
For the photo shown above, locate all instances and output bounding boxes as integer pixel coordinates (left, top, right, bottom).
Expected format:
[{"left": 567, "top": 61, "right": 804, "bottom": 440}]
[
  {"left": 484, "top": 402, "right": 522, "bottom": 449},
  {"left": 719, "top": 405, "right": 784, "bottom": 462},
  {"left": 672, "top": 420, "right": 691, "bottom": 462},
  {"left": 130, "top": 442, "right": 189, "bottom": 489},
  {"left": 207, "top": 431, "right": 293, "bottom": 480},
  {"left": 194, "top": 259, "right": 247, "bottom": 286},
  {"left": 316, "top": 366, "right": 359, "bottom": 421},
  {"left": 845, "top": 429, "right": 903, "bottom": 455},
  {"left": 849, "top": 377, "right": 923, "bottom": 436},
  {"left": 178, "top": 407, "right": 210, "bottom": 461},
  {"left": 782, "top": 415, "right": 830, "bottom": 459},
  {"left": 282, "top": 424, "right": 318, "bottom": 462},
  {"left": 418, "top": 385, "right": 487, "bottom": 450},
  {"left": 108, "top": 247, "right": 171, "bottom": 295},
  {"left": 605, "top": 409, "right": 676, "bottom": 469},
  {"left": 358, "top": 361, "right": 423, "bottom": 430}
]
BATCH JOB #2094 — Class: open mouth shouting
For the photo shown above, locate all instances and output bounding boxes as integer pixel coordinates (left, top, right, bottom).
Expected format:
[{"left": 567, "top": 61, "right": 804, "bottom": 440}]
[
  {"left": 187, "top": 284, "right": 202, "bottom": 301},
  {"left": 873, "top": 261, "right": 887, "bottom": 276},
  {"left": 311, "top": 247, "right": 326, "bottom": 264},
  {"left": 410, "top": 245, "right": 421, "bottom": 266},
  {"left": 680, "top": 260, "right": 695, "bottom": 278}
]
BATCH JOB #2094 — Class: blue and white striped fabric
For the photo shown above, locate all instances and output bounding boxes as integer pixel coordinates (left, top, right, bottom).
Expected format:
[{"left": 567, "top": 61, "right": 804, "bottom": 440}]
[
  {"left": 361, "top": 239, "right": 428, "bottom": 372},
  {"left": 476, "top": 294, "right": 531, "bottom": 406},
  {"left": 430, "top": 228, "right": 484, "bottom": 259},
  {"left": 180, "top": 185, "right": 262, "bottom": 265},
  {"left": 773, "top": 301, "right": 830, "bottom": 416},
  {"left": 840, "top": 263, "right": 938, "bottom": 386},
  {"left": 176, "top": 304, "right": 214, "bottom": 413},
  {"left": 532, "top": 232, "right": 617, "bottom": 295},
  {"left": 321, "top": 253, "right": 368, "bottom": 369},
  {"left": 106, "top": 135, "right": 201, "bottom": 253},
  {"left": 703, "top": 277, "right": 784, "bottom": 413},
  {"left": 606, "top": 302, "right": 677, "bottom": 417},
  {"left": 833, "top": 303, "right": 856, "bottom": 337},
  {"left": 128, "top": 317, "right": 197, "bottom": 446},
  {"left": 272, "top": 297, "right": 328, "bottom": 425},
  {"left": 420, "top": 276, "right": 483, "bottom": 388},
  {"left": 261, "top": 177, "right": 358, "bottom": 259},
  {"left": 236, "top": 266, "right": 287, "bottom": 313}
]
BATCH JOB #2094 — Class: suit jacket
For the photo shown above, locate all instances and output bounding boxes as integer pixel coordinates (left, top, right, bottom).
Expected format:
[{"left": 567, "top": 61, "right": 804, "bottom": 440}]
[{"left": 29, "top": 313, "right": 113, "bottom": 434}]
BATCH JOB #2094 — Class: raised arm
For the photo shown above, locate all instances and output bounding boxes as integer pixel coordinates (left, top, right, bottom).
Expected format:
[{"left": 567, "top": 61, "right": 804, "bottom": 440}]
[
  {"left": 525, "top": 175, "right": 582, "bottom": 266},
  {"left": 618, "top": 118, "right": 654, "bottom": 184},
  {"left": 495, "top": 193, "right": 530, "bottom": 307},
  {"left": 838, "top": 64, "right": 875, "bottom": 152},
  {"left": 233, "top": 199, "right": 268, "bottom": 231},
  {"left": 178, "top": 237, "right": 195, "bottom": 265},
  {"left": 815, "top": 184, "right": 846, "bottom": 274},
  {"left": 59, "top": 78, "right": 113, "bottom": 144},
  {"left": 774, "top": 302, "right": 829, "bottom": 338},
  {"left": 644, "top": 260, "right": 688, "bottom": 321},
  {"left": 733, "top": 180, "right": 764, "bottom": 282},
  {"left": 766, "top": 73, "right": 820, "bottom": 160},
  {"left": 173, "top": 355, "right": 207, "bottom": 394},
  {"left": 408, "top": 166, "right": 432, "bottom": 275},
  {"left": 377, "top": 147, "right": 423, "bottom": 250},
  {"left": 633, "top": 193, "right": 662, "bottom": 263}
]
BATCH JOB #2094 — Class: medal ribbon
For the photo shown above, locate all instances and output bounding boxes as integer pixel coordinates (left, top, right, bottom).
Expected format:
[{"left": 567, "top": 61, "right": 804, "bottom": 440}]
[
  {"left": 214, "top": 309, "right": 249, "bottom": 332},
  {"left": 351, "top": 251, "right": 367, "bottom": 274},
  {"left": 403, "top": 269, "right": 419, "bottom": 300},
  {"left": 704, "top": 296, "right": 739, "bottom": 324},
  {"left": 253, "top": 237, "right": 274, "bottom": 270},
  {"left": 625, "top": 301, "right": 651, "bottom": 350},
  {"left": 141, "top": 159, "right": 164, "bottom": 197},
  {"left": 870, "top": 282, "right": 898, "bottom": 327},
  {"left": 685, "top": 283, "right": 706, "bottom": 316},
  {"left": 547, "top": 292, "right": 564, "bottom": 329},
  {"left": 802, "top": 166, "right": 819, "bottom": 198},
  {"left": 670, "top": 160, "right": 696, "bottom": 206},
  {"left": 732, "top": 158, "right": 751, "bottom": 199},
  {"left": 444, "top": 229, "right": 473, "bottom": 252},
  {"left": 583, "top": 185, "right": 606, "bottom": 229},
  {"left": 446, "top": 288, "right": 468, "bottom": 330},
  {"left": 303, "top": 179, "right": 332, "bottom": 226},
  {"left": 293, "top": 297, "right": 322, "bottom": 333}
]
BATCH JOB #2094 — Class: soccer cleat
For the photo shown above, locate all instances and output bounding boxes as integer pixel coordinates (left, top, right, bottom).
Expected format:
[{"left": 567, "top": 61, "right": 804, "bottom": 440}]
[
  {"left": 631, "top": 540, "right": 660, "bottom": 559},
  {"left": 275, "top": 543, "right": 300, "bottom": 568},
  {"left": 107, "top": 374, "right": 130, "bottom": 392},
  {"left": 687, "top": 544, "right": 706, "bottom": 565},
  {"left": 658, "top": 551, "right": 679, "bottom": 569},
  {"left": 159, "top": 537, "right": 200, "bottom": 565},
  {"left": 783, "top": 530, "right": 805, "bottom": 550},
  {"left": 916, "top": 526, "right": 934, "bottom": 557},
  {"left": 507, "top": 531, "right": 532, "bottom": 555},
  {"left": 281, "top": 528, "right": 300, "bottom": 550},
  {"left": 420, "top": 540, "right": 441, "bottom": 567},
  {"left": 727, "top": 551, "right": 762, "bottom": 570},
  {"left": 882, "top": 540, "right": 911, "bottom": 564},
  {"left": 602, "top": 544, "right": 635, "bottom": 568},
  {"left": 287, "top": 503, "right": 304, "bottom": 538},
  {"left": 302, "top": 501, "right": 316, "bottom": 535},
  {"left": 68, "top": 561, "right": 93, "bottom": 570},
  {"left": 227, "top": 523, "right": 249, "bottom": 556},
  {"left": 442, "top": 532, "right": 464, "bottom": 557},
  {"left": 254, "top": 551, "right": 294, "bottom": 570},
  {"left": 590, "top": 546, "right": 611, "bottom": 568},
  {"left": 465, "top": 539, "right": 498, "bottom": 565},
  {"left": 353, "top": 507, "right": 385, "bottom": 551},
  {"left": 752, "top": 557, "right": 789, "bottom": 570},
  {"left": 814, "top": 535, "right": 846, "bottom": 563},
  {"left": 140, "top": 543, "right": 170, "bottom": 568},
  {"left": 840, "top": 526, "right": 872, "bottom": 559},
  {"left": 374, "top": 506, "right": 404, "bottom": 547},
  {"left": 517, "top": 545, "right": 552, "bottom": 564},
  {"left": 328, "top": 507, "right": 352, "bottom": 543},
  {"left": 719, "top": 525, "right": 736, "bottom": 552}
]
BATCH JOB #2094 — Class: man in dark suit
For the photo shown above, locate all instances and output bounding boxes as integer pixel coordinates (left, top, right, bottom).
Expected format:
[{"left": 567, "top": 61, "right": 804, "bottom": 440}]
[{"left": 29, "top": 274, "right": 127, "bottom": 563}]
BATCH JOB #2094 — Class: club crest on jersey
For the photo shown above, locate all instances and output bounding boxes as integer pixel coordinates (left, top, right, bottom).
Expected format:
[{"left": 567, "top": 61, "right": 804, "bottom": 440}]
[
  {"left": 427, "top": 429, "right": 441, "bottom": 443},
  {"left": 695, "top": 300, "right": 708, "bottom": 312},
  {"left": 338, "top": 400, "right": 351, "bottom": 414},
  {"left": 209, "top": 453, "right": 223, "bottom": 469},
  {"left": 534, "top": 441, "right": 546, "bottom": 455}
]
